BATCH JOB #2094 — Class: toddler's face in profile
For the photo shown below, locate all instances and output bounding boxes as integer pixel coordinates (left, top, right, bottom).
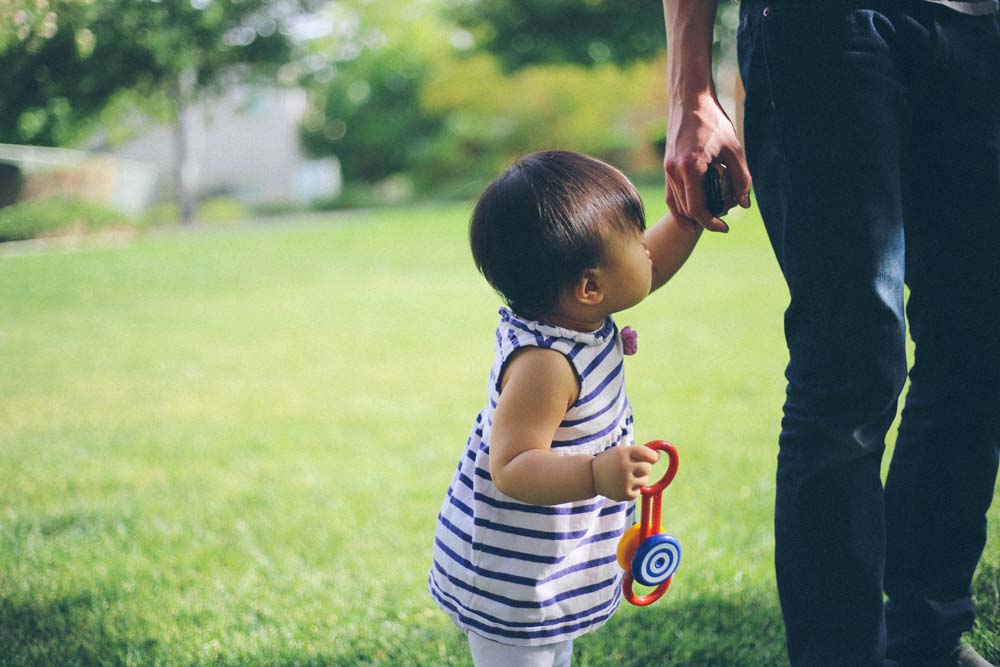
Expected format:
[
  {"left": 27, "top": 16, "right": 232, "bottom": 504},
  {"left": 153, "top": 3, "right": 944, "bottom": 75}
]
[{"left": 595, "top": 225, "right": 653, "bottom": 316}]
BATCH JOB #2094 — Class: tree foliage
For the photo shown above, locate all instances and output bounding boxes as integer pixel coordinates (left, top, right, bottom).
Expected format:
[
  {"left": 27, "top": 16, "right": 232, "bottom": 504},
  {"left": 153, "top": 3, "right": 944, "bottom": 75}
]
[
  {"left": 300, "top": 45, "right": 444, "bottom": 183},
  {"left": 0, "top": 0, "right": 320, "bottom": 146},
  {"left": 447, "top": 0, "right": 665, "bottom": 71},
  {"left": 447, "top": 0, "right": 739, "bottom": 72},
  {"left": 297, "top": 1, "right": 449, "bottom": 185},
  {"left": 419, "top": 54, "right": 667, "bottom": 185},
  {"left": 299, "top": 0, "right": 672, "bottom": 192}
]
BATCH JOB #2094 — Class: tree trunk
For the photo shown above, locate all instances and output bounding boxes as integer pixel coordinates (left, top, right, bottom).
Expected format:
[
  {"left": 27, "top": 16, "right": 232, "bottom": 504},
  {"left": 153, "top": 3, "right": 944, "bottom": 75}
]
[{"left": 171, "top": 73, "right": 197, "bottom": 224}]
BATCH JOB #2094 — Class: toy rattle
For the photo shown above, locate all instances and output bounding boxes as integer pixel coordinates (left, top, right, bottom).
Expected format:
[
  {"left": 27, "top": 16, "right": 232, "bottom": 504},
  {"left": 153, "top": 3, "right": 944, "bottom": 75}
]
[{"left": 616, "top": 440, "right": 682, "bottom": 606}]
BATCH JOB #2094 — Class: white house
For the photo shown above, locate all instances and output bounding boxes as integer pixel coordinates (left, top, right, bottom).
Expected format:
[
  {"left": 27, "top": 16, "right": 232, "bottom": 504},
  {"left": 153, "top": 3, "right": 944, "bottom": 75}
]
[{"left": 106, "top": 85, "right": 341, "bottom": 208}]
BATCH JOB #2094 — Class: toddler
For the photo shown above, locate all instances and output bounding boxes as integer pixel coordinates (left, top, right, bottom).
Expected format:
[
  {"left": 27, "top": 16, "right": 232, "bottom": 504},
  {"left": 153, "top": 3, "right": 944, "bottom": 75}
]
[{"left": 428, "top": 150, "right": 701, "bottom": 667}]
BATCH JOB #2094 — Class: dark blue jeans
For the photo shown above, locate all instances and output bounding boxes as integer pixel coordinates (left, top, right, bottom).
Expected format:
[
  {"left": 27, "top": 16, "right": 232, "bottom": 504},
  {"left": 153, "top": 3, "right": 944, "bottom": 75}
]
[{"left": 737, "top": 1, "right": 1000, "bottom": 665}]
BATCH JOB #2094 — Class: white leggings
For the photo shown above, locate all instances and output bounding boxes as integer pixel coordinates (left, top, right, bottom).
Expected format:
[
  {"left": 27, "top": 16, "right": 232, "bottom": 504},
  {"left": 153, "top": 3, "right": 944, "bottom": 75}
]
[{"left": 467, "top": 632, "right": 573, "bottom": 667}]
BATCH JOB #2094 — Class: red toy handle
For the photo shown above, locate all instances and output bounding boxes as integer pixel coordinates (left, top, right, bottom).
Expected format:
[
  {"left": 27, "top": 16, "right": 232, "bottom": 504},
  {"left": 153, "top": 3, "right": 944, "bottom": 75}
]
[
  {"left": 621, "top": 440, "right": 680, "bottom": 606},
  {"left": 623, "top": 570, "right": 672, "bottom": 606},
  {"left": 641, "top": 440, "right": 679, "bottom": 496},
  {"left": 638, "top": 440, "right": 679, "bottom": 542}
]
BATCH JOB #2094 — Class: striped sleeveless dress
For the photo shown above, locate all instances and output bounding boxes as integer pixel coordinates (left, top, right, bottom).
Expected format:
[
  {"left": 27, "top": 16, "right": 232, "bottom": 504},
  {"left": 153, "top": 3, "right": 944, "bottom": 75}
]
[{"left": 429, "top": 307, "right": 636, "bottom": 646}]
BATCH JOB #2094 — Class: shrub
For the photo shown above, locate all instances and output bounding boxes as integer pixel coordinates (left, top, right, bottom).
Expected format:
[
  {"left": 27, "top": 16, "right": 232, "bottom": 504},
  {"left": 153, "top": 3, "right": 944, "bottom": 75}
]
[
  {"left": 0, "top": 197, "right": 128, "bottom": 242},
  {"left": 135, "top": 202, "right": 180, "bottom": 229},
  {"left": 0, "top": 164, "right": 24, "bottom": 208},
  {"left": 197, "top": 196, "right": 250, "bottom": 224}
]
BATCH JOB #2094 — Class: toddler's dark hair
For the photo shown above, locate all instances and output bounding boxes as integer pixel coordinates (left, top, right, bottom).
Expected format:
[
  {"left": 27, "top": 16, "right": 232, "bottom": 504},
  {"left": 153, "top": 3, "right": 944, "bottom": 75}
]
[{"left": 469, "top": 150, "right": 646, "bottom": 320}]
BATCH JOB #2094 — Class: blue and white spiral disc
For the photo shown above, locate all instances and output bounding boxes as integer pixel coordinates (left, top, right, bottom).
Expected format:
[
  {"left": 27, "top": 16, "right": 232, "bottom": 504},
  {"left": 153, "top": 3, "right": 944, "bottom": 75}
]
[{"left": 631, "top": 534, "right": 681, "bottom": 586}]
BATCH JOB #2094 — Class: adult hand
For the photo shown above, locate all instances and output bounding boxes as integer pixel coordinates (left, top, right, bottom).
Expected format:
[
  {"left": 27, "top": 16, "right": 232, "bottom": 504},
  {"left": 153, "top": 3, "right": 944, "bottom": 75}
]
[{"left": 664, "top": 93, "right": 751, "bottom": 233}]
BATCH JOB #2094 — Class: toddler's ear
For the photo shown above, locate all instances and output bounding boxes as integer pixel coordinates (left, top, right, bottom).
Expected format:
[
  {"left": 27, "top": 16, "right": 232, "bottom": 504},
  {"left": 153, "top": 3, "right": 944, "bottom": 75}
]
[{"left": 571, "top": 269, "right": 604, "bottom": 306}]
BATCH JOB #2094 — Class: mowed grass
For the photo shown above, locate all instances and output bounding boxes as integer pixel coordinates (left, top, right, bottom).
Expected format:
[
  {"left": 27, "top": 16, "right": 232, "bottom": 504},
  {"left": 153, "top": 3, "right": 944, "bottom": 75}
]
[{"left": 1, "top": 192, "right": 997, "bottom": 666}]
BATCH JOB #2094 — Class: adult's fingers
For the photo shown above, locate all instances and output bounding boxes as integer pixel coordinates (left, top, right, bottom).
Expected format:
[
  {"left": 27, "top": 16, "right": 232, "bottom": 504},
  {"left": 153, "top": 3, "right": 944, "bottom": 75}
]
[
  {"left": 664, "top": 159, "right": 687, "bottom": 218},
  {"left": 665, "top": 170, "right": 679, "bottom": 216},
  {"left": 718, "top": 145, "right": 753, "bottom": 208},
  {"left": 681, "top": 162, "right": 729, "bottom": 233},
  {"left": 666, "top": 159, "right": 728, "bottom": 232}
]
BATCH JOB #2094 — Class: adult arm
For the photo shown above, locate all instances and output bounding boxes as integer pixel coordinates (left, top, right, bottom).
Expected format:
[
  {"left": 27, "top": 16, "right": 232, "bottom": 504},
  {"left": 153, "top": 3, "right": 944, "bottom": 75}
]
[{"left": 662, "top": 0, "right": 751, "bottom": 232}]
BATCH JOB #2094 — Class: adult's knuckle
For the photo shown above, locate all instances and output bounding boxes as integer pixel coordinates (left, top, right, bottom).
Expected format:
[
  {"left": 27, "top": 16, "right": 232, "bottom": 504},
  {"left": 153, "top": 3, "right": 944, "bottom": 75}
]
[{"left": 681, "top": 153, "right": 705, "bottom": 172}]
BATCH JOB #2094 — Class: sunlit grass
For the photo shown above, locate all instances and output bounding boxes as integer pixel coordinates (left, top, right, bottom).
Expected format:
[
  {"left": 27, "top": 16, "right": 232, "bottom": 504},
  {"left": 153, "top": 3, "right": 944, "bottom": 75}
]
[{"left": 0, "top": 193, "right": 996, "bottom": 666}]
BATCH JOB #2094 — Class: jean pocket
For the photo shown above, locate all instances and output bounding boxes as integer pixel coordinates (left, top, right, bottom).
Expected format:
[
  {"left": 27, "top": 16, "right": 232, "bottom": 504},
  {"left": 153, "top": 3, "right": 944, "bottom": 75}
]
[
  {"left": 763, "top": 2, "right": 896, "bottom": 53},
  {"left": 764, "top": 0, "right": 877, "bottom": 15},
  {"left": 761, "top": 5, "right": 897, "bottom": 111},
  {"left": 738, "top": 4, "right": 775, "bottom": 110}
]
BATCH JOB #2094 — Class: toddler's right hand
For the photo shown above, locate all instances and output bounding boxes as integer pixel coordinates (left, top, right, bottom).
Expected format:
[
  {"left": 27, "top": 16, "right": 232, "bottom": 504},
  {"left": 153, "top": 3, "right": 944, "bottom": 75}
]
[{"left": 592, "top": 445, "right": 660, "bottom": 501}]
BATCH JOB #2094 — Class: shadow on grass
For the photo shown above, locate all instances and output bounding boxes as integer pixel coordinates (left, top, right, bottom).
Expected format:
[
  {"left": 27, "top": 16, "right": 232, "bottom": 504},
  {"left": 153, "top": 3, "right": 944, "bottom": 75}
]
[
  {"left": 0, "top": 594, "right": 164, "bottom": 667},
  {"left": 573, "top": 592, "right": 788, "bottom": 667},
  {"left": 326, "top": 593, "right": 791, "bottom": 667},
  {"left": 0, "top": 591, "right": 784, "bottom": 667},
  {"left": 3, "top": 569, "right": 997, "bottom": 667},
  {"left": 970, "top": 560, "right": 1000, "bottom": 663}
]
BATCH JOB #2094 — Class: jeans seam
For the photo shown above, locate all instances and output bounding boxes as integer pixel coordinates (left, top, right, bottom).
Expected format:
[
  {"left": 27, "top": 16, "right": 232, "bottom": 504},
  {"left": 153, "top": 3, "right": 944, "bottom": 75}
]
[{"left": 761, "top": 10, "right": 778, "bottom": 109}]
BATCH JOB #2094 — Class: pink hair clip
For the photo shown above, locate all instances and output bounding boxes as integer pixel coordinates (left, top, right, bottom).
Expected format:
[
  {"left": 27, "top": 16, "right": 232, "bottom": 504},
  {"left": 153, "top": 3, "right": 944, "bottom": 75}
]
[{"left": 621, "top": 326, "right": 638, "bottom": 355}]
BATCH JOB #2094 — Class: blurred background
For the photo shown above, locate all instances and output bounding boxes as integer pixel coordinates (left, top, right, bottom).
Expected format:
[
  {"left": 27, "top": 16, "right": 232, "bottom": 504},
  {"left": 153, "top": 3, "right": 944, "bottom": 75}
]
[
  {"left": 3, "top": 4, "right": 999, "bottom": 666},
  {"left": 0, "top": 0, "right": 740, "bottom": 238}
]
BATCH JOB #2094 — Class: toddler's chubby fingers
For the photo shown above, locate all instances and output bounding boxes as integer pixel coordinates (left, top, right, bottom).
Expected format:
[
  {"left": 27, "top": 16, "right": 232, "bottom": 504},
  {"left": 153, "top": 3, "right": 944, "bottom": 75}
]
[
  {"left": 629, "top": 444, "right": 661, "bottom": 464},
  {"left": 631, "top": 461, "right": 653, "bottom": 485}
]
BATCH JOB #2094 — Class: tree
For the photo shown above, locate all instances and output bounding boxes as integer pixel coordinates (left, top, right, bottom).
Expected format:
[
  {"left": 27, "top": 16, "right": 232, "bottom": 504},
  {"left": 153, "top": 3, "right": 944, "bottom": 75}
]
[
  {"left": 299, "top": 45, "right": 444, "bottom": 184},
  {"left": 447, "top": 0, "right": 664, "bottom": 71},
  {"left": 446, "top": 0, "right": 739, "bottom": 73},
  {"left": 0, "top": 0, "right": 322, "bottom": 221},
  {"left": 419, "top": 54, "right": 668, "bottom": 185},
  {"left": 0, "top": 3, "right": 160, "bottom": 147},
  {"left": 297, "top": 1, "right": 673, "bottom": 197},
  {"left": 297, "top": 0, "right": 455, "bottom": 190}
]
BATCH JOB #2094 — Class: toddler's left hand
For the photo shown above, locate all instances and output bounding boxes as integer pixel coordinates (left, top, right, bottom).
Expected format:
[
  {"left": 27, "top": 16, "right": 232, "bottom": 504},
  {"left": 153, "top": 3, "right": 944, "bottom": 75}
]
[{"left": 592, "top": 444, "right": 660, "bottom": 501}]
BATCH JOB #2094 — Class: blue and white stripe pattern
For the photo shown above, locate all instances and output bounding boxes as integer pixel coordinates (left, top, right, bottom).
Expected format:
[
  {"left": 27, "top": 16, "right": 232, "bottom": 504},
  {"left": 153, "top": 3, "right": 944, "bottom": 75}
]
[{"left": 429, "top": 307, "right": 636, "bottom": 646}]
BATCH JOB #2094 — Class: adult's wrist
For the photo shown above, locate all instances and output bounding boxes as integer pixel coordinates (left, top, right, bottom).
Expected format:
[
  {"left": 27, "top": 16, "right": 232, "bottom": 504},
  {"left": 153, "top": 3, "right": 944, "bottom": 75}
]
[{"left": 669, "top": 88, "right": 718, "bottom": 112}]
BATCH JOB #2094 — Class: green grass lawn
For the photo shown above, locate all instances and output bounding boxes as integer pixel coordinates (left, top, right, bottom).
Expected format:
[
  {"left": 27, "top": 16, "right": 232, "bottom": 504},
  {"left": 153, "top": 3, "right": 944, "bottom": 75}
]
[{"left": 1, "top": 193, "right": 997, "bottom": 666}]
